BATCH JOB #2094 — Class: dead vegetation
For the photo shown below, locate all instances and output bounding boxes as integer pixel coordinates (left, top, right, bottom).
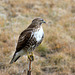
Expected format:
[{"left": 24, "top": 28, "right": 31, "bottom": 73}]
[{"left": 0, "top": 0, "right": 75, "bottom": 75}]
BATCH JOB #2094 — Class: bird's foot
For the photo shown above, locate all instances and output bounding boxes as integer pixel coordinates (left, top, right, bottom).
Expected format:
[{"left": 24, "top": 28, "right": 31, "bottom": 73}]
[{"left": 28, "top": 54, "right": 34, "bottom": 61}]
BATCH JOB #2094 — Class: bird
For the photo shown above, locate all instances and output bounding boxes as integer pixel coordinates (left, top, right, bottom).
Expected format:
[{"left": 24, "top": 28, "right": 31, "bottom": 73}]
[{"left": 10, "top": 18, "right": 46, "bottom": 64}]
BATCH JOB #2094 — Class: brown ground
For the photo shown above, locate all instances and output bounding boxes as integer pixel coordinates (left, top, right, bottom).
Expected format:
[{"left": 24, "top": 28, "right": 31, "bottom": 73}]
[{"left": 0, "top": 0, "right": 75, "bottom": 75}]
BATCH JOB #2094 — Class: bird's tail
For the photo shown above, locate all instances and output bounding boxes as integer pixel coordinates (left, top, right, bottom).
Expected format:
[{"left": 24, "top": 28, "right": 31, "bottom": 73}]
[{"left": 10, "top": 52, "right": 20, "bottom": 64}]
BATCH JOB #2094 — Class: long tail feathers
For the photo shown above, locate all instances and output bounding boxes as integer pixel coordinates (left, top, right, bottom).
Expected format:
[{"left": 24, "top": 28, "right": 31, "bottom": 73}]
[{"left": 10, "top": 52, "right": 20, "bottom": 64}]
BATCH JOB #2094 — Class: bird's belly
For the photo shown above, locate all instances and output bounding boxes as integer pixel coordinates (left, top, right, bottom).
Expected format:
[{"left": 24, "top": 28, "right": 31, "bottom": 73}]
[
  {"left": 24, "top": 37, "right": 43, "bottom": 52},
  {"left": 23, "top": 39, "right": 36, "bottom": 52},
  {"left": 28, "top": 34, "right": 44, "bottom": 51}
]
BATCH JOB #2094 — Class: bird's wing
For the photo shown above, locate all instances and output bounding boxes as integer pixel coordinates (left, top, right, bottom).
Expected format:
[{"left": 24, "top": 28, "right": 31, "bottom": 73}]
[{"left": 16, "top": 28, "right": 33, "bottom": 52}]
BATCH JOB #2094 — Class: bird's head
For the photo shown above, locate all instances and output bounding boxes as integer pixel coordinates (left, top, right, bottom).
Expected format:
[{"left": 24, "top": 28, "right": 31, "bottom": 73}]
[{"left": 32, "top": 18, "right": 46, "bottom": 25}]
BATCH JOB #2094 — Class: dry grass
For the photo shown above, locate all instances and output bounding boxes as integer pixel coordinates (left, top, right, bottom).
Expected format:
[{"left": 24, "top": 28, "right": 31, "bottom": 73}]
[{"left": 0, "top": 0, "right": 75, "bottom": 75}]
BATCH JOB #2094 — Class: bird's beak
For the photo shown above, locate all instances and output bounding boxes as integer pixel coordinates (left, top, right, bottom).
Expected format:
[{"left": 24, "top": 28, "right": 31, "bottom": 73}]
[{"left": 43, "top": 20, "right": 46, "bottom": 23}]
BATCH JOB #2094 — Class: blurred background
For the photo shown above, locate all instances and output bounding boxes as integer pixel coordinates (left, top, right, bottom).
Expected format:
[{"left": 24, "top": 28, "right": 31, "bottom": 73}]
[{"left": 0, "top": 0, "right": 75, "bottom": 75}]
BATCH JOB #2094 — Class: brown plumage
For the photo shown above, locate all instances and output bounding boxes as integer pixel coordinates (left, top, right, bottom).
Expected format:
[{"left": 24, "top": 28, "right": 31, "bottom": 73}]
[{"left": 10, "top": 18, "right": 46, "bottom": 64}]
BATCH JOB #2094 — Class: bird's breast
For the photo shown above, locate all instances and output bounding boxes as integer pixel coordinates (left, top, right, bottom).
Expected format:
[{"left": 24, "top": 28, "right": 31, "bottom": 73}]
[{"left": 33, "top": 26, "right": 44, "bottom": 42}]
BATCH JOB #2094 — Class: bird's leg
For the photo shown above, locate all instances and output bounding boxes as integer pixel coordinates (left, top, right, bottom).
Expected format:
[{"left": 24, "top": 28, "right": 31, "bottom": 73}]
[
  {"left": 27, "top": 52, "right": 31, "bottom": 60},
  {"left": 31, "top": 52, "right": 33, "bottom": 56},
  {"left": 27, "top": 52, "right": 34, "bottom": 61},
  {"left": 31, "top": 52, "right": 34, "bottom": 61}
]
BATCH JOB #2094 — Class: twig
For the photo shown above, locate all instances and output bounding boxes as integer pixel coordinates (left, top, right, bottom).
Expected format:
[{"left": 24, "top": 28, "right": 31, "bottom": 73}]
[
  {"left": 27, "top": 60, "right": 31, "bottom": 75},
  {"left": 27, "top": 70, "right": 31, "bottom": 75}
]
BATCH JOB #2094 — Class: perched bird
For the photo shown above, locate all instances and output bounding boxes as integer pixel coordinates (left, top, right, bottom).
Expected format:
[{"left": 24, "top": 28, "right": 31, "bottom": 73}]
[{"left": 10, "top": 18, "right": 46, "bottom": 64}]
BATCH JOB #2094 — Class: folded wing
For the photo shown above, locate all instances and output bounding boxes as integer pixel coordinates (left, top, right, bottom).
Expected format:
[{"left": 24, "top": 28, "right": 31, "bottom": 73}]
[{"left": 16, "top": 29, "right": 32, "bottom": 53}]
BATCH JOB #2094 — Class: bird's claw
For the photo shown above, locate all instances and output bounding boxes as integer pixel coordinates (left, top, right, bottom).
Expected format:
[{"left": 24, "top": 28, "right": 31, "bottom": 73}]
[{"left": 28, "top": 55, "right": 34, "bottom": 61}]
